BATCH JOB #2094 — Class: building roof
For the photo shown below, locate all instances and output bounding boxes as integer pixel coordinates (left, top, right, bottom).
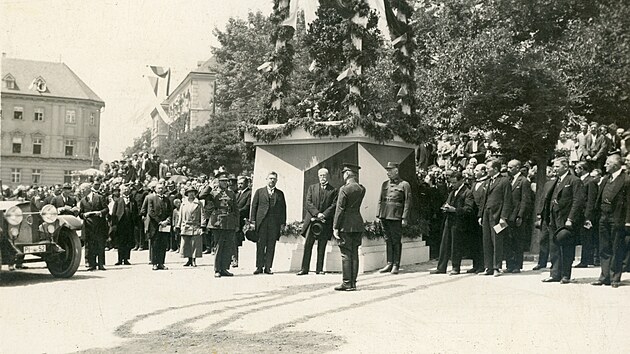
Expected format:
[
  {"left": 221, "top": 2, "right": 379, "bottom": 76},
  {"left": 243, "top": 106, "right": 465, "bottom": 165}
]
[{"left": 1, "top": 57, "right": 104, "bottom": 104}]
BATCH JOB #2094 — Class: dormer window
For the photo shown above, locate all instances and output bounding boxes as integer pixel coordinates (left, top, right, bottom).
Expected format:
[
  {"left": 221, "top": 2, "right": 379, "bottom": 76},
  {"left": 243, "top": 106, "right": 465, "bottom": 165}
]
[
  {"left": 3, "top": 74, "right": 16, "bottom": 90},
  {"left": 31, "top": 77, "right": 47, "bottom": 92}
]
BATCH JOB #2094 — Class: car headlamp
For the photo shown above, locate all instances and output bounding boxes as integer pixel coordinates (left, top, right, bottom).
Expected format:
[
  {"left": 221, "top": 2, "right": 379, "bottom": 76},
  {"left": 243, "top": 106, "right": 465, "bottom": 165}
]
[
  {"left": 10, "top": 227, "right": 19, "bottom": 237},
  {"left": 47, "top": 224, "right": 56, "bottom": 234},
  {"left": 5, "top": 206, "right": 24, "bottom": 226},
  {"left": 40, "top": 204, "right": 58, "bottom": 223}
]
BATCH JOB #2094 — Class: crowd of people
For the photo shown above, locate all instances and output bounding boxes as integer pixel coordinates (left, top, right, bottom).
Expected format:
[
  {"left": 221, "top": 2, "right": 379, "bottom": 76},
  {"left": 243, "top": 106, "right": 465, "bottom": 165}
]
[{"left": 2, "top": 121, "right": 630, "bottom": 290}]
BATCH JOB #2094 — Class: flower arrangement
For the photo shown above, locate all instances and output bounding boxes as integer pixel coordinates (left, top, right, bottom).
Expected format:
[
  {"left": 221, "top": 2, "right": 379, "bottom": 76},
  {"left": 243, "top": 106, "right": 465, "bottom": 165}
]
[{"left": 279, "top": 219, "right": 423, "bottom": 240}]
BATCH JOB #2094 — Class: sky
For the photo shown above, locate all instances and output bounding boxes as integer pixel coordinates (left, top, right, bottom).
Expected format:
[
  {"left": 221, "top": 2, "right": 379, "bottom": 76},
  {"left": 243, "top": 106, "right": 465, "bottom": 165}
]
[{"left": 1, "top": 0, "right": 271, "bottom": 161}]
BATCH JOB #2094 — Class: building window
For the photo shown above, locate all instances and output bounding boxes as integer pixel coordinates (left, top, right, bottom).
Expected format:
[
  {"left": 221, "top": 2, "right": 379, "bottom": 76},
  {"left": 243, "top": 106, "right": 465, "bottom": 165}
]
[
  {"left": 11, "top": 169, "right": 21, "bottom": 183},
  {"left": 90, "top": 113, "right": 95, "bottom": 126},
  {"left": 64, "top": 170, "right": 72, "bottom": 184},
  {"left": 65, "top": 110, "right": 76, "bottom": 124},
  {"left": 34, "top": 108, "right": 44, "bottom": 121},
  {"left": 12, "top": 137, "right": 22, "bottom": 153},
  {"left": 90, "top": 141, "right": 98, "bottom": 156},
  {"left": 32, "top": 169, "right": 41, "bottom": 184},
  {"left": 33, "top": 137, "right": 42, "bottom": 154},
  {"left": 65, "top": 139, "right": 74, "bottom": 156},
  {"left": 6, "top": 79, "right": 15, "bottom": 89},
  {"left": 14, "top": 106, "right": 23, "bottom": 120}
]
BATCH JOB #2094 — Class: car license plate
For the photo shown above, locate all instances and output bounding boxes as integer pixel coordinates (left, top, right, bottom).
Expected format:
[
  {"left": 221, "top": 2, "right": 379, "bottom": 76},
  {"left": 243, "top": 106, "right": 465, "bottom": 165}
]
[{"left": 24, "top": 245, "right": 46, "bottom": 253}]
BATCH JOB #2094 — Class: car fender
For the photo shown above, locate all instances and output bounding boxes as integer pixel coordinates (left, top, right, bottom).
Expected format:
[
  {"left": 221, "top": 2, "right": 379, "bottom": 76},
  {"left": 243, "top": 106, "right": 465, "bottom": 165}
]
[{"left": 57, "top": 215, "right": 83, "bottom": 230}]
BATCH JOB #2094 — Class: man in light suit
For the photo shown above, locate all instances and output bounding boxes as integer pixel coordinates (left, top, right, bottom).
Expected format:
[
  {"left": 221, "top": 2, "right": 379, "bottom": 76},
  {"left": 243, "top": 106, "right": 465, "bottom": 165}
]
[
  {"left": 591, "top": 154, "right": 630, "bottom": 288},
  {"left": 298, "top": 168, "right": 338, "bottom": 275},
  {"left": 79, "top": 182, "right": 110, "bottom": 271},
  {"left": 333, "top": 163, "right": 366, "bottom": 291},
  {"left": 586, "top": 122, "right": 609, "bottom": 170},
  {"left": 505, "top": 160, "right": 534, "bottom": 273},
  {"left": 542, "top": 157, "right": 584, "bottom": 284},
  {"left": 478, "top": 159, "right": 512, "bottom": 276},
  {"left": 250, "top": 171, "right": 287, "bottom": 274}
]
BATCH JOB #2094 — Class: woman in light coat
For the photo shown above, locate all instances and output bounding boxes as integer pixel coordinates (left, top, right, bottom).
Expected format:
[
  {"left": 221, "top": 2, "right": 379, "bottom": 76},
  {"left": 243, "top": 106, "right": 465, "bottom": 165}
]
[{"left": 178, "top": 187, "right": 203, "bottom": 267}]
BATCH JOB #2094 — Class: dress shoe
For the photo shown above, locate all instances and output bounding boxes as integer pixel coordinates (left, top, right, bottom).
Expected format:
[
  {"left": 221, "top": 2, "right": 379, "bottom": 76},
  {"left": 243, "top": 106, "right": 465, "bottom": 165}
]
[
  {"left": 391, "top": 265, "right": 400, "bottom": 274},
  {"left": 449, "top": 269, "right": 460, "bottom": 275},
  {"left": 560, "top": 277, "right": 571, "bottom": 284},
  {"left": 591, "top": 280, "right": 610, "bottom": 286},
  {"left": 98, "top": 266, "right": 106, "bottom": 271},
  {"left": 152, "top": 265, "right": 159, "bottom": 271},
  {"left": 334, "top": 284, "right": 354, "bottom": 291},
  {"left": 87, "top": 267, "right": 97, "bottom": 271},
  {"left": 138, "top": 247, "right": 144, "bottom": 251},
  {"left": 253, "top": 268, "right": 263, "bottom": 274},
  {"left": 296, "top": 270, "right": 309, "bottom": 275},
  {"left": 264, "top": 269, "right": 273, "bottom": 275},
  {"left": 466, "top": 268, "right": 477, "bottom": 274},
  {"left": 132, "top": 247, "right": 139, "bottom": 251},
  {"left": 593, "top": 260, "right": 601, "bottom": 266},
  {"left": 479, "top": 269, "right": 493, "bottom": 275},
  {"left": 430, "top": 269, "right": 446, "bottom": 274},
  {"left": 184, "top": 262, "right": 192, "bottom": 267},
  {"left": 114, "top": 262, "right": 122, "bottom": 266},
  {"left": 104, "top": 247, "right": 110, "bottom": 251},
  {"left": 379, "top": 263, "right": 393, "bottom": 273},
  {"left": 316, "top": 271, "right": 326, "bottom": 275},
  {"left": 214, "top": 272, "right": 222, "bottom": 278},
  {"left": 542, "top": 277, "right": 560, "bottom": 283},
  {"left": 123, "top": 260, "right": 131, "bottom": 265},
  {"left": 611, "top": 281, "right": 620, "bottom": 288},
  {"left": 221, "top": 270, "right": 234, "bottom": 277},
  {"left": 493, "top": 269, "right": 502, "bottom": 277},
  {"left": 574, "top": 263, "right": 588, "bottom": 268},
  {"left": 532, "top": 265, "right": 545, "bottom": 271},
  {"left": 203, "top": 249, "right": 212, "bottom": 254},
  {"left": 157, "top": 265, "right": 168, "bottom": 270}
]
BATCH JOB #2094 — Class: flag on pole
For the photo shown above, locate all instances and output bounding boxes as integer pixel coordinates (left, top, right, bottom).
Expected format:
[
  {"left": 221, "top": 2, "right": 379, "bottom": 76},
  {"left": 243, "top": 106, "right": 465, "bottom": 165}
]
[
  {"left": 149, "top": 66, "right": 169, "bottom": 78},
  {"left": 147, "top": 76, "right": 159, "bottom": 96}
]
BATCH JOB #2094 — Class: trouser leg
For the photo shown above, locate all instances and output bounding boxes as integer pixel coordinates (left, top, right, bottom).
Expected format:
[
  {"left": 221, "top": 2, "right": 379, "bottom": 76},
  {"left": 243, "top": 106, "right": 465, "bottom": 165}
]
[
  {"left": 548, "top": 222, "right": 561, "bottom": 279},
  {"left": 383, "top": 220, "right": 402, "bottom": 265},
  {"left": 598, "top": 217, "right": 613, "bottom": 283},
  {"left": 437, "top": 223, "right": 451, "bottom": 272},
  {"left": 339, "top": 241, "right": 352, "bottom": 286},
  {"left": 315, "top": 238, "right": 328, "bottom": 272},
  {"left": 482, "top": 213, "right": 493, "bottom": 270},
  {"left": 214, "top": 230, "right": 233, "bottom": 272},
  {"left": 301, "top": 234, "right": 316, "bottom": 272},
  {"left": 471, "top": 225, "right": 484, "bottom": 270},
  {"left": 561, "top": 243, "right": 575, "bottom": 279},
  {"left": 611, "top": 225, "right": 626, "bottom": 282},
  {"left": 580, "top": 226, "right": 594, "bottom": 265},
  {"left": 256, "top": 233, "right": 266, "bottom": 269},
  {"left": 538, "top": 222, "right": 551, "bottom": 267},
  {"left": 265, "top": 235, "right": 277, "bottom": 270},
  {"left": 452, "top": 225, "right": 464, "bottom": 270}
]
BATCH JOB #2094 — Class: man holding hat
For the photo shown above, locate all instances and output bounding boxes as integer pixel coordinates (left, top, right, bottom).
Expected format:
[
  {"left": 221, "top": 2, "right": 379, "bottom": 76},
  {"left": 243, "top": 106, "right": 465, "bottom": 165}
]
[
  {"left": 542, "top": 157, "right": 584, "bottom": 284},
  {"left": 111, "top": 184, "right": 139, "bottom": 265},
  {"left": 203, "top": 171, "right": 239, "bottom": 277},
  {"left": 377, "top": 162, "right": 412, "bottom": 274},
  {"left": 333, "top": 163, "right": 365, "bottom": 291},
  {"left": 51, "top": 183, "right": 79, "bottom": 216}
]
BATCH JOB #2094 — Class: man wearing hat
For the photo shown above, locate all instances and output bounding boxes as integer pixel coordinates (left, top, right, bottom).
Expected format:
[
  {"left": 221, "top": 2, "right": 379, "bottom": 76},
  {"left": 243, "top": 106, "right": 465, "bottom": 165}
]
[
  {"left": 250, "top": 171, "right": 287, "bottom": 274},
  {"left": 591, "top": 154, "right": 630, "bottom": 288},
  {"left": 232, "top": 175, "right": 252, "bottom": 267},
  {"left": 51, "top": 183, "right": 79, "bottom": 216},
  {"left": 297, "top": 168, "right": 338, "bottom": 276},
  {"left": 333, "top": 163, "right": 366, "bottom": 291},
  {"left": 542, "top": 157, "right": 584, "bottom": 284},
  {"left": 141, "top": 183, "right": 173, "bottom": 270},
  {"left": 203, "top": 171, "right": 239, "bottom": 277},
  {"left": 79, "top": 182, "right": 110, "bottom": 271},
  {"left": 377, "top": 162, "right": 412, "bottom": 274},
  {"left": 111, "top": 184, "right": 139, "bottom": 265}
]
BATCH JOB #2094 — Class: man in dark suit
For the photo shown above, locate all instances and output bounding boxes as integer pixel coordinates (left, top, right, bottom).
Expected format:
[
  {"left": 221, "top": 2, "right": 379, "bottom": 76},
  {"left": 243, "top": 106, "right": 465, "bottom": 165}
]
[
  {"left": 232, "top": 176, "right": 251, "bottom": 267},
  {"left": 133, "top": 182, "right": 149, "bottom": 251},
  {"left": 79, "top": 182, "right": 110, "bottom": 271},
  {"left": 51, "top": 183, "right": 79, "bottom": 216},
  {"left": 333, "top": 163, "right": 366, "bottom": 291},
  {"left": 505, "top": 160, "right": 534, "bottom": 273},
  {"left": 591, "top": 154, "right": 630, "bottom": 288},
  {"left": 478, "top": 159, "right": 512, "bottom": 276},
  {"left": 467, "top": 163, "right": 488, "bottom": 273},
  {"left": 298, "top": 168, "right": 338, "bottom": 275},
  {"left": 141, "top": 183, "right": 172, "bottom": 270},
  {"left": 542, "top": 157, "right": 584, "bottom": 284},
  {"left": 586, "top": 123, "right": 609, "bottom": 170},
  {"left": 43, "top": 184, "right": 63, "bottom": 206},
  {"left": 464, "top": 131, "right": 487, "bottom": 163},
  {"left": 250, "top": 171, "right": 287, "bottom": 274},
  {"left": 533, "top": 166, "right": 557, "bottom": 270},
  {"left": 111, "top": 184, "right": 139, "bottom": 265},
  {"left": 574, "top": 162, "right": 600, "bottom": 267},
  {"left": 431, "top": 171, "right": 474, "bottom": 275}
]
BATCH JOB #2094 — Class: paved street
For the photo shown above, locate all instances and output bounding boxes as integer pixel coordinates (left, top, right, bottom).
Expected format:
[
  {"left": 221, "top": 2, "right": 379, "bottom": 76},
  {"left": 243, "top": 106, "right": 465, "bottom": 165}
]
[{"left": 1, "top": 242, "right": 629, "bottom": 354}]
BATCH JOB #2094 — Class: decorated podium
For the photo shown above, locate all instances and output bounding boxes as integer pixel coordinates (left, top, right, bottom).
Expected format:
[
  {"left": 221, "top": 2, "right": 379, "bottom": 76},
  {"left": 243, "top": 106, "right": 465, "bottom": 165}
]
[{"left": 243, "top": 0, "right": 429, "bottom": 272}]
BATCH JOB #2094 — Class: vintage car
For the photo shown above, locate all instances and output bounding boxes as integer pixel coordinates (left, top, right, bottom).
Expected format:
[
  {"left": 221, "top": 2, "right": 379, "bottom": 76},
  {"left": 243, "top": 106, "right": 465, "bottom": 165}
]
[{"left": 0, "top": 200, "right": 83, "bottom": 278}]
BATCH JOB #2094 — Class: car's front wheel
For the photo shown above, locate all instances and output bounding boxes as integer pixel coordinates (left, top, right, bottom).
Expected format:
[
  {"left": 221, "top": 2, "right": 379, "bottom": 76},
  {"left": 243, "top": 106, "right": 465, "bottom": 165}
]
[{"left": 46, "top": 229, "right": 81, "bottom": 278}]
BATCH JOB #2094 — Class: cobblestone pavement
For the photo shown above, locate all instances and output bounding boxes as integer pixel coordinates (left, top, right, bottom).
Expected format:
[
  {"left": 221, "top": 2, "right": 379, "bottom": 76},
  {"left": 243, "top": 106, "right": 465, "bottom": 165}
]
[{"left": 1, "top": 242, "right": 629, "bottom": 354}]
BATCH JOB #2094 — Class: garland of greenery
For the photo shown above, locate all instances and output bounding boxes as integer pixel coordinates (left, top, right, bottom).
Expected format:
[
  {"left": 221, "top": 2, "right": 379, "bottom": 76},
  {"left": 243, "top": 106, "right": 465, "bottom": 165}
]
[
  {"left": 262, "top": 0, "right": 296, "bottom": 123},
  {"left": 389, "top": 0, "right": 416, "bottom": 113},
  {"left": 279, "top": 220, "right": 423, "bottom": 240}
]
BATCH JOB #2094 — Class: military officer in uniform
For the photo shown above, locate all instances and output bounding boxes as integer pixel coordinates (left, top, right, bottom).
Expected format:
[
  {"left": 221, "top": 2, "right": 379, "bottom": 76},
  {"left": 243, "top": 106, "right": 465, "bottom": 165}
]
[
  {"left": 333, "top": 163, "right": 366, "bottom": 291},
  {"left": 203, "top": 172, "right": 239, "bottom": 278},
  {"left": 377, "top": 162, "right": 412, "bottom": 274}
]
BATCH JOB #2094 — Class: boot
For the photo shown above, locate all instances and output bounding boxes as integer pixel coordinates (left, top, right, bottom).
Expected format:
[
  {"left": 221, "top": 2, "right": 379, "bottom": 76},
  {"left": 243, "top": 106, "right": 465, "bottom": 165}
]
[
  {"left": 379, "top": 263, "right": 393, "bottom": 273},
  {"left": 184, "top": 258, "right": 192, "bottom": 267}
]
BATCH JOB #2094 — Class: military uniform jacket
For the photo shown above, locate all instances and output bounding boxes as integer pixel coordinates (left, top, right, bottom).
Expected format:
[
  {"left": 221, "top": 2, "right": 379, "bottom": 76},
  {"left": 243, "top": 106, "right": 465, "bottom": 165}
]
[
  {"left": 301, "top": 183, "right": 338, "bottom": 237},
  {"left": 333, "top": 182, "right": 366, "bottom": 233},
  {"left": 204, "top": 187, "right": 238, "bottom": 230},
  {"left": 377, "top": 178, "right": 411, "bottom": 221}
]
